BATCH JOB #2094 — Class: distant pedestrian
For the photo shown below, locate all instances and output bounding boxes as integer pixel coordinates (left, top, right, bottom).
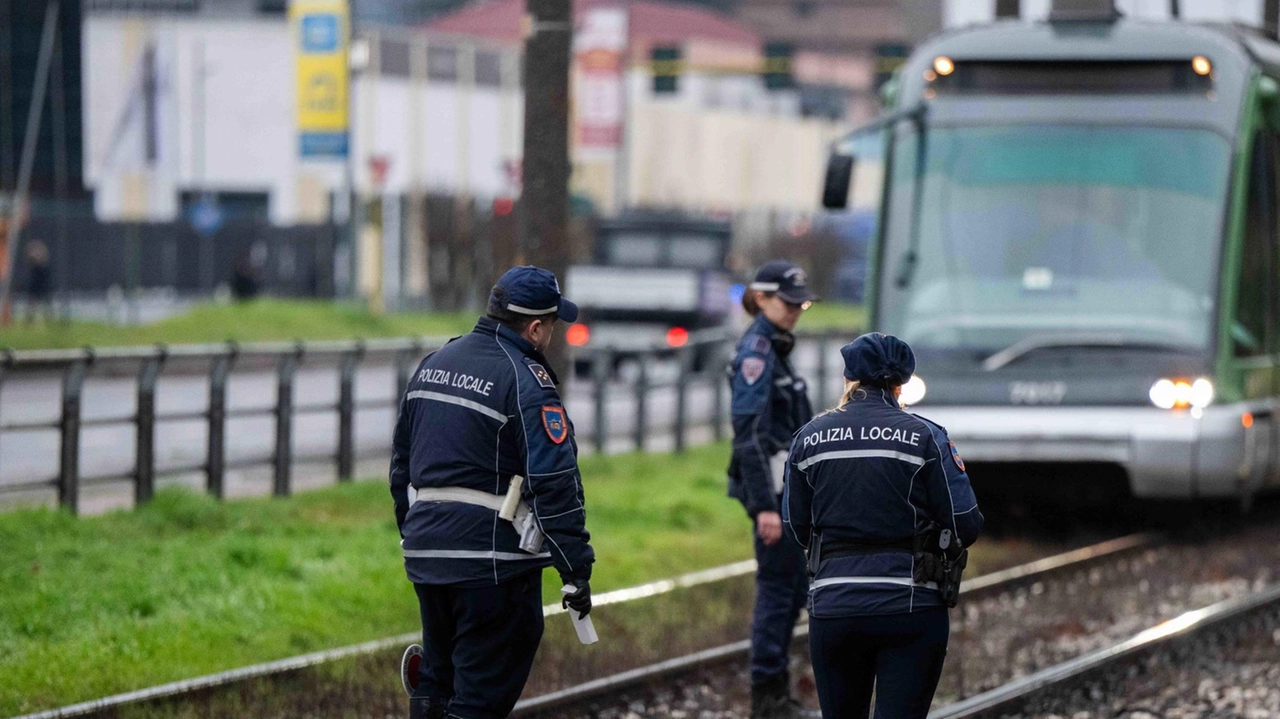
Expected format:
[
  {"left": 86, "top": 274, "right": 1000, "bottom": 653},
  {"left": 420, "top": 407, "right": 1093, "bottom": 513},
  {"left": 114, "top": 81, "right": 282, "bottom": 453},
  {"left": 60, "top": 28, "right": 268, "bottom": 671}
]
[
  {"left": 231, "top": 252, "right": 260, "bottom": 300},
  {"left": 25, "top": 240, "right": 53, "bottom": 325}
]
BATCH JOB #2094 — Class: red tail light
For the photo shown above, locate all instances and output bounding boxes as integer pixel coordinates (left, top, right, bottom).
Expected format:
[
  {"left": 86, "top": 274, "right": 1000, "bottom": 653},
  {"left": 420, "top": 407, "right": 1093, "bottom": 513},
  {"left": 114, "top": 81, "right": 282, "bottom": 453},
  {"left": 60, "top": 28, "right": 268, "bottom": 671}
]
[
  {"left": 566, "top": 323, "right": 590, "bottom": 346},
  {"left": 666, "top": 327, "right": 689, "bottom": 347}
]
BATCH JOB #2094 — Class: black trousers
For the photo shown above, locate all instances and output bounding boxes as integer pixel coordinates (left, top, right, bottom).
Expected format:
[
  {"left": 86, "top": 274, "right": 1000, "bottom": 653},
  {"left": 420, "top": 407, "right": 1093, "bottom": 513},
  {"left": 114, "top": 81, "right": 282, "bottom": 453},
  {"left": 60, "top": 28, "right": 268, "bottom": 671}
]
[
  {"left": 413, "top": 573, "right": 545, "bottom": 719},
  {"left": 809, "top": 608, "right": 949, "bottom": 719},
  {"left": 750, "top": 522, "right": 809, "bottom": 685}
]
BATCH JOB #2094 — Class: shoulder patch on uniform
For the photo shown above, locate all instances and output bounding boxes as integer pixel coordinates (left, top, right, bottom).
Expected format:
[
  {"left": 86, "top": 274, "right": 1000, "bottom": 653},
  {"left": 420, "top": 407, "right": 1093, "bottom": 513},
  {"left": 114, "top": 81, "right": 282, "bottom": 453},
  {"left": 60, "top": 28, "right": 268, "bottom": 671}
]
[
  {"left": 949, "top": 442, "right": 966, "bottom": 472},
  {"left": 527, "top": 362, "right": 556, "bottom": 389},
  {"left": 746, "top": 335, "right": 772, "bottom": 354},
  {"left": 741, "top": 357, "right": 766, "bottom": 385},
  {"left": 542, "top": 406, "right": 569, "bottom": 444}
]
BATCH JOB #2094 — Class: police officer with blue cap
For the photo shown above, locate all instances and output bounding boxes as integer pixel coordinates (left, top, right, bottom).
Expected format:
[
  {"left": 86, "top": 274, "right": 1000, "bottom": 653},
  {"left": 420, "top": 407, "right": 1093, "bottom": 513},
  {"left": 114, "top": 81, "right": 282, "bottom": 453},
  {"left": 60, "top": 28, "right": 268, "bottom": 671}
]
[
  {"left": 783, "top": 333, "right": 983, "bottom": 719},
  {"left": 391, "top": 266, "right": 594, "bottom": 719},
  {"left": 728, "top": 260, "right": 819, "bottom": 719}
]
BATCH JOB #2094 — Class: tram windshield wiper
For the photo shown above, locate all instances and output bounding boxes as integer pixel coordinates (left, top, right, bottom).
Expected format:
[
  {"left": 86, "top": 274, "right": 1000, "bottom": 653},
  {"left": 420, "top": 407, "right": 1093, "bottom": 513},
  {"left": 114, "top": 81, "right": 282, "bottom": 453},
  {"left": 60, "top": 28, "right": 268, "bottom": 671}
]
[{"left": 982, "top": 333, "right": 1192, "bottom": 372}]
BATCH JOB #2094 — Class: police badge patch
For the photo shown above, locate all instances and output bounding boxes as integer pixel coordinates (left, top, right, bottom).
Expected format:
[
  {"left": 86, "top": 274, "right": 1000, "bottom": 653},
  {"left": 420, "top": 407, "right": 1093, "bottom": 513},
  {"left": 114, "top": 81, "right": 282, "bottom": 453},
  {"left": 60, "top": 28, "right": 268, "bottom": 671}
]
[
  {"left": 741, "top": 357, "right": 766, "bottom": 385},
  {"left": 542, "top": 406, "right": 569, "bottom": 444},
  {"left": 527, "top": 362, "right": 556, "bottom": 389},
  {"left": 949, "top": 442, "right": 966, "bottom": 472}
]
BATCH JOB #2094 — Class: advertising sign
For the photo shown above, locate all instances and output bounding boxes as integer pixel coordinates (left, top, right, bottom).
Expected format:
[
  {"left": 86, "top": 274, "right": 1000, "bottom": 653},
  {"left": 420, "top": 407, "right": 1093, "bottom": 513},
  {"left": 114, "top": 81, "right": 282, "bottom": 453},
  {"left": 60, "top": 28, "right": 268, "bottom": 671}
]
[
  {"left": 574, "top": 6, "right": 628, "bottom": 159},
  {"left": 291, "top": 0, "right": 349, "bottom": 158}
]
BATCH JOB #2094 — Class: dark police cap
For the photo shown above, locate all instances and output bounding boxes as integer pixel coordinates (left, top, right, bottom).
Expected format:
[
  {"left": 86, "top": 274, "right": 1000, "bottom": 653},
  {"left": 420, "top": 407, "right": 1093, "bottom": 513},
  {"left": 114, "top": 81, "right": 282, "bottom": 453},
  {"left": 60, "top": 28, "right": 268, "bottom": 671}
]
[
  {"left": 491, "top": 266, "right": 578, "bottom": 323},
  {"left": 841, "top": 333, "right": 915, "bottom": 386},
  {"left": 750, "top": 260, "right": 817, "bottom": 305}
]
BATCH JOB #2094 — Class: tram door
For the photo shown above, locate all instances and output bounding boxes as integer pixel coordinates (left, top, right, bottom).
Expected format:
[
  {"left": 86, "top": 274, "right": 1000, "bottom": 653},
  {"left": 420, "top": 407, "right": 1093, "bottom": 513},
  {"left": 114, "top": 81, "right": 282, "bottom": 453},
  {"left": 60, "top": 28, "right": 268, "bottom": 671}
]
[{"left": 1234, "top": 128, "right": 1280, "bottom": 498}]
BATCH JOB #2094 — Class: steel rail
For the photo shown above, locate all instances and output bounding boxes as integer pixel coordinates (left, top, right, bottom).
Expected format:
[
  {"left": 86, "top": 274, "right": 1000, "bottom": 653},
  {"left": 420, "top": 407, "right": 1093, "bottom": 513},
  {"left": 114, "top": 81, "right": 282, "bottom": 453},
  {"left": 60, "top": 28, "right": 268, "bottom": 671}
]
[
  {"left": 7, "top": 536, "right": 1152, "bottom": 719},
  {"left": 930, "top": 581, "right": 1280, "bottom": 719},
  {"left": 507, "top": 532, "right": 1162, "bottom": 716}
]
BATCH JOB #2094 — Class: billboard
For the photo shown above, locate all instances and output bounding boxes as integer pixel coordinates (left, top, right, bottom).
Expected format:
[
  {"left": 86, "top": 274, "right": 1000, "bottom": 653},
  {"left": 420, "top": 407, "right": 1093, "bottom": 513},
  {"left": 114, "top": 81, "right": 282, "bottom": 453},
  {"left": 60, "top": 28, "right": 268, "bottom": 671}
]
[
  {"left": 291, "top": 0, "right": 349, "bottom": 158},
  {"left": 574, "top": 6, "right": 628, "bottom": 160}
]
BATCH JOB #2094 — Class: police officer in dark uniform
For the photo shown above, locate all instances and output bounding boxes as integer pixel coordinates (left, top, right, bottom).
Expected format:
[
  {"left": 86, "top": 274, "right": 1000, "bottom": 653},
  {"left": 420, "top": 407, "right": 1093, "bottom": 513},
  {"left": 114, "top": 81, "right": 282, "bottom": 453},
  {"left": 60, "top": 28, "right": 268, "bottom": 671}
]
[
  {"left": 783, "top": 333, "right": 983, "bottom": 719},
  {"left": 390, "top": 266, "right": 595, "bottom": 719},
  {"left": 728, "top": 260, "right": 819, "bottom": 719}
]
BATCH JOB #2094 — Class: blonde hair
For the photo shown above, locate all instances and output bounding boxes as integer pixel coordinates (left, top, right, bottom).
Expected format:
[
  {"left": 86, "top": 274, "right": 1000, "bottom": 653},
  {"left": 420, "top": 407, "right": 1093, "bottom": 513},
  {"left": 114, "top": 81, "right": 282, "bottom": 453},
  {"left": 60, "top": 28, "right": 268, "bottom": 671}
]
[{"left": 823, "top": 380, "right": 863, "bottom": 415}]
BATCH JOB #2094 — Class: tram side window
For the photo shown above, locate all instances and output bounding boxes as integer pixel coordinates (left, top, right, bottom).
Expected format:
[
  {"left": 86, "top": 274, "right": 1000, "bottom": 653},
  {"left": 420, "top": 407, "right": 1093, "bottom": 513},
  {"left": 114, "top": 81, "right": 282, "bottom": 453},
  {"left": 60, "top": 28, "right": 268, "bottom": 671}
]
[{"left": 1235, "top": 132, "right": 1278, "bottom": 358}]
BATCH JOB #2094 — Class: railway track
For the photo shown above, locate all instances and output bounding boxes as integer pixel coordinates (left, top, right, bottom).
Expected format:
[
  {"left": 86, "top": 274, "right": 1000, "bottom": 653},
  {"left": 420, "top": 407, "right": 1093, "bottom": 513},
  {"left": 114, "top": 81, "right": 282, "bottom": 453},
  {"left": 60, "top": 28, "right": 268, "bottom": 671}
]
[
  {"left": 23, "top": 524, "right": 1280, "bottom": 719},
  {"left": 934, "top": 581, "right": 1280, "bottom": 718},
  {"left": 10, "top": 535, "right": 1143, "bottom": 719},
  {"left": 517, "top": 524, "right": 1280, "bottom": 719}
]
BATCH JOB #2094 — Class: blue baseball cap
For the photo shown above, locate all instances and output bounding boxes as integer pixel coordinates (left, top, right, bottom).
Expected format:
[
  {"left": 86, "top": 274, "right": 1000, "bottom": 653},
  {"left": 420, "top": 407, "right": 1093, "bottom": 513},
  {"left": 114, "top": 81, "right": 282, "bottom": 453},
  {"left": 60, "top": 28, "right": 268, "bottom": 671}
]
[
  {"left": 491, "top": 266, "right": 578, "bottom": 323},
  {"left": 750, "top": 260, "right": 817, "bottom": 305},
  {"left": 841, "top": 333, "right": 915, "bottom": 386}
]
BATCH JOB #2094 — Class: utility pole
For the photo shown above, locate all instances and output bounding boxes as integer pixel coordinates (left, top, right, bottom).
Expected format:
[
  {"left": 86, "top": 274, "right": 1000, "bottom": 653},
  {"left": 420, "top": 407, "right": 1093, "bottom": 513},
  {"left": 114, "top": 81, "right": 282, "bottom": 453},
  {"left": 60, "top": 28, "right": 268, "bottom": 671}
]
[
  {"left": 0, "top": 0, "right": 59, "bottom": 325},
  {"left": 520, "top": 0, "right": 572, "bottom": 282}
]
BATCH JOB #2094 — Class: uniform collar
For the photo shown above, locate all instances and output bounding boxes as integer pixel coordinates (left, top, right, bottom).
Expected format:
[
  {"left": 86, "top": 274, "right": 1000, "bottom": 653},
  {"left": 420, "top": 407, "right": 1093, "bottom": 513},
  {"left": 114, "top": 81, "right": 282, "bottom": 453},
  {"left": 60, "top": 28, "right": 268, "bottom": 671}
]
[
  {"left": 475, "top": 316, "right": 561, "bottom": 384},
  {"left": 848, "top": 385, "right": 901, "bottom": 409},
  {"left": 750, "top": 314, "right": 796, "bottom": 357}
]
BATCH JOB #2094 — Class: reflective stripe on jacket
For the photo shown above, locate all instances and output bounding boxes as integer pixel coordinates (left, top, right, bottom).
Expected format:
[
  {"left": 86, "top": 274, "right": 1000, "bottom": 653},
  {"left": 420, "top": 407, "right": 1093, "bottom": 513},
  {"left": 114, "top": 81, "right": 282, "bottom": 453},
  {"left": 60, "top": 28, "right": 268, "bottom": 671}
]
[
  {"left": 783, "top": 386, "right": 982, "bottom": 616},
  {"left": 390, "top": 317, "right": 593, "bottom": 586}
]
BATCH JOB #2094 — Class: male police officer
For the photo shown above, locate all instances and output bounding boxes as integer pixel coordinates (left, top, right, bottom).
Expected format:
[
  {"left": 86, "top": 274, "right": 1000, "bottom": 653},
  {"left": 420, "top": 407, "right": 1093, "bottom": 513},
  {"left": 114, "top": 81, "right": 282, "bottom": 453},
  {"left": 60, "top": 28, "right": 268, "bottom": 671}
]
[{"left": 391, "top": 266, "right": 594, "bottom": 719}]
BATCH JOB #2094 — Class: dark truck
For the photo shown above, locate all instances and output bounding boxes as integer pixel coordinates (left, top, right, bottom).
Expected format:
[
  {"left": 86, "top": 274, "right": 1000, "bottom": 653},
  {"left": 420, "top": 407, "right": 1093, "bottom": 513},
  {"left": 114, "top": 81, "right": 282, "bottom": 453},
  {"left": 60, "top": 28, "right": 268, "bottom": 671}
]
[{"left": 564, "top": 214, "right": 734, "bottom": 372}]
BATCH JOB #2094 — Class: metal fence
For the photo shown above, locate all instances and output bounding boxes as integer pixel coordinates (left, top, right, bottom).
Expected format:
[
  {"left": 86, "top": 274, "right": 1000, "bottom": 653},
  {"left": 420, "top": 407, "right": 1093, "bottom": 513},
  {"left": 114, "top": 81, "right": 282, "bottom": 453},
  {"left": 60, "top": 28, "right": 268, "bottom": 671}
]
[{"left": 0, "top": 328, "right": 853, "bottom": 515}]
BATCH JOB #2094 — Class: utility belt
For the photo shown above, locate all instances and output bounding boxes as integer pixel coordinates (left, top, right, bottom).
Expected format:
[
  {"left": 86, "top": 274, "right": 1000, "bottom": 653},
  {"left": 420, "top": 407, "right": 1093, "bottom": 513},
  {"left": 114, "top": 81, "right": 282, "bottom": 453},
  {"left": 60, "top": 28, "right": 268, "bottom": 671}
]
[
  {"left": 807, "top": 529, "right": 968, "bottom": 608},
  {"left": 411, "top": 476, "right": 545, "bottom": 554}
]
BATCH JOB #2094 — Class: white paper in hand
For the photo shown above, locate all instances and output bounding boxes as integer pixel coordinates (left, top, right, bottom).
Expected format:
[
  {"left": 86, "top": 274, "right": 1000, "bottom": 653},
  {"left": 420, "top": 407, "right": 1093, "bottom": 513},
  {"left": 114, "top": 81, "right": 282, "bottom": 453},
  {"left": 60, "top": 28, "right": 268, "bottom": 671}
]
[{"left": 561, "top": 585, "right": 599, "bottom": 645}]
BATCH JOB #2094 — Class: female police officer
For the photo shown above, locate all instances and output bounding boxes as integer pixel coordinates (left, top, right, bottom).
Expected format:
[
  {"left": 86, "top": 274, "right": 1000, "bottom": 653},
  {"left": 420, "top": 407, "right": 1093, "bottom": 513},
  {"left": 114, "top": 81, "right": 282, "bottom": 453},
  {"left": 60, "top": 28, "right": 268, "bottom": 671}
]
[
  {"left": 783, "top": 333, "right": 983, "bottom": 719},
  {"left": 728, "top": 260, "right": 818, "bottom": 719}
]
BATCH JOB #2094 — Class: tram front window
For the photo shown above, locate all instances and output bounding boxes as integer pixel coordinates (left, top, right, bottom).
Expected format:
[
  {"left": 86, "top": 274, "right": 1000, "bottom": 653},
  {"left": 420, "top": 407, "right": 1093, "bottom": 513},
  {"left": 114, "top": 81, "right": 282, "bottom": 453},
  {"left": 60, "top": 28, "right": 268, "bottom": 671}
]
[{"left": 879, "top": 124, "right": 1231, "bottom": 357}]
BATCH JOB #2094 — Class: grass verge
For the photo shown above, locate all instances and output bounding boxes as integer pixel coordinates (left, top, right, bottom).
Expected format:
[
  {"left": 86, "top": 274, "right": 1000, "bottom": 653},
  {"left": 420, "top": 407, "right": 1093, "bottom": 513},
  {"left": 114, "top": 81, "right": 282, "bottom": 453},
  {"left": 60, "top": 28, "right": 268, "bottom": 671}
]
[
  {"left": 0, "top": 299, "right": 479, "bottom": 350},
  {"left": 0, "top": 443, "right": 751, "bottom": 716},
  {"left": 0, "top": 299, "right": 863, "bottom": 351},
  {"left": 799, "top": 301, "right": 865, "bottom": 332}
]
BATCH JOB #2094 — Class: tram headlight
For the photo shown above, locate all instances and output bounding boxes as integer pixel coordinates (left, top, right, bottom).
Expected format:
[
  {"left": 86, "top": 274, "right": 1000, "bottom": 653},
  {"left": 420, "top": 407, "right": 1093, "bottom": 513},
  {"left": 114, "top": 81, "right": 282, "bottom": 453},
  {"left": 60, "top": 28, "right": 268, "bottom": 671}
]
[
  {"left": 1189, "top": 378, "right": 1214, "bottom": 408},
  {"left": 1149, "top": 378, "right": 1213, "bottom": 410},
  {"left": 900, "top": 375, "right": 927, "bottom": 406}
]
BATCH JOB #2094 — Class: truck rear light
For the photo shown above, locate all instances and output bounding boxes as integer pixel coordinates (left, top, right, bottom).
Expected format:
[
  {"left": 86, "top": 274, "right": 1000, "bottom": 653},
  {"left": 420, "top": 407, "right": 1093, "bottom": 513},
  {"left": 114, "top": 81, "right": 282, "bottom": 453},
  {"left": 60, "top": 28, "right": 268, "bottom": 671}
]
[
  {"left": 666, "top": 327, "right": 689, "bottom": 347},
  {"left": 566, "top": 323, "right": 590, "bottom": 346}
]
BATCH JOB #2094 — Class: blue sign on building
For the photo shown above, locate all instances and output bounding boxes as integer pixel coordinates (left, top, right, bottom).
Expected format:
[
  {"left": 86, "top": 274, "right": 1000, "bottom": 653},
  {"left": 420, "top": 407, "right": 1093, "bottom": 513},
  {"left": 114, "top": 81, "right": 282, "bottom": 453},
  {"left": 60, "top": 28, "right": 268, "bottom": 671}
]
[{"left": 301, "top": 14, "right": 339, "bottom": 53}]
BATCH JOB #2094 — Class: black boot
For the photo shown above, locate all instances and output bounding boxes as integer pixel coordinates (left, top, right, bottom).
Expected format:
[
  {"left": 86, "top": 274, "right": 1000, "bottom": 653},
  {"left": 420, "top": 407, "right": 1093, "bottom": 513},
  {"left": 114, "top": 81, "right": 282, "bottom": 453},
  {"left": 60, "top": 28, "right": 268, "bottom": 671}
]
[
  {"left": 408, "top": 697, "right": 447, "bottom": 719},
  {"left": 751, "top": 675, "right": 821, "bottom": 719}
]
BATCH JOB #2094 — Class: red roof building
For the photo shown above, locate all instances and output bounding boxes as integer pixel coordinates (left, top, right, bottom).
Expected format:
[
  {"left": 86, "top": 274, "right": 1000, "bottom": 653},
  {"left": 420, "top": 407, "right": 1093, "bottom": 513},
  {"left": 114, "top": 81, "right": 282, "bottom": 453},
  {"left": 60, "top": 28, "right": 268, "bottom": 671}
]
[{"left": 426, "top": 0, "right": 761, "bottom": 53}]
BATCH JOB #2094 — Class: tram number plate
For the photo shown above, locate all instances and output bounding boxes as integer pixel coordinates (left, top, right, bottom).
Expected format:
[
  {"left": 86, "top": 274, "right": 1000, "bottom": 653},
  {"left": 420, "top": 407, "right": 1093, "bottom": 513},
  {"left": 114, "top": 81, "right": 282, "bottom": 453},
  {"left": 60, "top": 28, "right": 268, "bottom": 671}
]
[{"left": 1009, "top": 381, "right": 1067, "bottom": 405}]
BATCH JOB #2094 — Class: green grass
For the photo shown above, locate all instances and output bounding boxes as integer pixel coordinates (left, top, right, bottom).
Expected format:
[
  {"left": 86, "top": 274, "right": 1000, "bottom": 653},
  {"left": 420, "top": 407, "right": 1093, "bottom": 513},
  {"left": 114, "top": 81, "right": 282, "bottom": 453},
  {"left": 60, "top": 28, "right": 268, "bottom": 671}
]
[
  {"left": 800, "top": 301, "right": 866, "bottom": 332},
  {"left": 0, "top": 298, "right": 864, "bottom": 351},
  {"left": 0, "top": 299, "right": 479, "bottom": 350},
  {"left": 0, "top": 443, "right": 750, "bottom": 716}
]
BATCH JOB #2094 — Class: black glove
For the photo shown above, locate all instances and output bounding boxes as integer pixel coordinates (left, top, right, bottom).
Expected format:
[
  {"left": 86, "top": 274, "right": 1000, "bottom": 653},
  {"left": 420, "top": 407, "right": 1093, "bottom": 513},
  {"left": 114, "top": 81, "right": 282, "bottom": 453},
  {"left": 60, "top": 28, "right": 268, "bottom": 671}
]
[{"left": 561, "top": 580, "right": 592, "bottom": 617}]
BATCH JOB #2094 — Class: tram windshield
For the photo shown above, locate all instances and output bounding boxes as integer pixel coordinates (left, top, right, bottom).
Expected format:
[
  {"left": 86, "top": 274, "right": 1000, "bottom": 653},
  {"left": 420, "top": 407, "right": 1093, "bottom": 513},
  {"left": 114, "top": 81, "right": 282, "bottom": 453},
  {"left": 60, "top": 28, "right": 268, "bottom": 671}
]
[{"left": 877, "top": 124, "right": 1231, "bottom": 355}]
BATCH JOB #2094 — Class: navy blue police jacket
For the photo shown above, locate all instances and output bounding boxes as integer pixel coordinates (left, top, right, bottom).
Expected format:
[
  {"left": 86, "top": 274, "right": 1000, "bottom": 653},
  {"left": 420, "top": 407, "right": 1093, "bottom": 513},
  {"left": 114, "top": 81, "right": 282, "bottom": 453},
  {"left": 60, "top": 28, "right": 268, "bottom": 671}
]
[
  {"left": 390, "top": 317, "right": 594, "bottom": 587},
  {"left": 783, "top": 386, "right": 982, "bottom": 617},
  {"left": 728, "top": 314, "right": 814, "bottom": 517}
]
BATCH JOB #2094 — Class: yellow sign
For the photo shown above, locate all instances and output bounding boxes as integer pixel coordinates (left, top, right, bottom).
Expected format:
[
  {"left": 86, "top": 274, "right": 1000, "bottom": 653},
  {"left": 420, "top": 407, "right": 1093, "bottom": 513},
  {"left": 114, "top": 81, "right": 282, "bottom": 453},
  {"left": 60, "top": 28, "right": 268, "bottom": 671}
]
[{"left": 291, "top": 0, "right": 349, "bottom": 157}]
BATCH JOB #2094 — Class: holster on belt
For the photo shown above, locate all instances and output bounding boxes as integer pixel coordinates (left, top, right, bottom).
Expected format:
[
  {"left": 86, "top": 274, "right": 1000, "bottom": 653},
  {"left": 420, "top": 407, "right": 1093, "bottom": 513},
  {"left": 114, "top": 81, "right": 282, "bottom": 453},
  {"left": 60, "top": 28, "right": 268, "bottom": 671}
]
[
  {"left": 807, "top": 530, "right": 822, "bottom": 577},
  {"left": 415, "top": 476, "right": 545, "bottom": 554},
  {"left": 913, "top": 524, "right": 968, "bottom": 608}
]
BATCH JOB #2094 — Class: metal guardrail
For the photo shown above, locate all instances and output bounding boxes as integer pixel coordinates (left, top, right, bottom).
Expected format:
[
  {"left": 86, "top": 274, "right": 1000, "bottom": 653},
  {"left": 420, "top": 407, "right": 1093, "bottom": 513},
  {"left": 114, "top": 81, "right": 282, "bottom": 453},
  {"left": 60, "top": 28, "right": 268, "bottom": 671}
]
[
  {"left": 0, "top": 327, "right": 853, "bottom": 516},
  {"left": 0, "top": 337, "right": 443, "bottom": 515}
]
